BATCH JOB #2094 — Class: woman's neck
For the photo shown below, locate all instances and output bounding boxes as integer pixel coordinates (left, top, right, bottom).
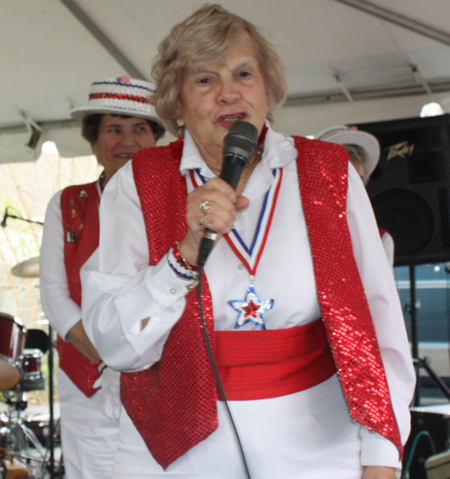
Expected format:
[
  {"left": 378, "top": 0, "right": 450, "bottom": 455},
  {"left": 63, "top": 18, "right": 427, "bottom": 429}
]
[
  {"left": 190, "top": 131, "right": 263, "bottom": 192},
  {"left": 235, "top": 150, "right": 261, "bottom": 196}
]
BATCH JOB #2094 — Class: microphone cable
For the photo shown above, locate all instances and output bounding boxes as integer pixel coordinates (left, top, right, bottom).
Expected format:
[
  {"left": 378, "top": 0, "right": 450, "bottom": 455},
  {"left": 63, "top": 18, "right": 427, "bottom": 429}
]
[
  {"left": 193, "top": 120, "right": 258, "bottom": 478},
  {"left": 196, "top": 265, "right": 252, "bottom": 479}
]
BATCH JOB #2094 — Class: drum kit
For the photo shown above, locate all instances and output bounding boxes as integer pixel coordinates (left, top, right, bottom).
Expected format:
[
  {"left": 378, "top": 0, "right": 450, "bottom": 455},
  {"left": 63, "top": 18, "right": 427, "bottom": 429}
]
[{"left": 1, "top": 259, "right": 61, "bottom": 479}]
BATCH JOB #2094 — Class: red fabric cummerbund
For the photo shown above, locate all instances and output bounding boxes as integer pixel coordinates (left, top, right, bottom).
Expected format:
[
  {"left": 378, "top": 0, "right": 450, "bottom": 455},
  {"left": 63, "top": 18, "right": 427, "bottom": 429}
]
[{"left": 214, "top": 318, "right": 336, "bottom": 401}]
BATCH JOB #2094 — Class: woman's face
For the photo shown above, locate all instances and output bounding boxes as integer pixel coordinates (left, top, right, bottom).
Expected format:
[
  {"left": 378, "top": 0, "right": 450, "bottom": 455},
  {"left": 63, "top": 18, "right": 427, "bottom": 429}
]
[
  {"left": 177, "top": 39, "right": 270, "bottom": 172},
  {"left": 350, "top": 158, "right": 366, "bottom": 182},
  {"left": 91, "top": 114, "right": 156, "bottom": 184}
]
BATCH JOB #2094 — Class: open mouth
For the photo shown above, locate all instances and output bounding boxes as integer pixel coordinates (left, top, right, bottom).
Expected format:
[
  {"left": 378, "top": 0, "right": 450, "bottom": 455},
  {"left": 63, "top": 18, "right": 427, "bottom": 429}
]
[
  {"left": 220, "top": 113, "right": 246, "bottom": 124},
  {"left": 115, "top": 153, "right": 135, "bottom": 160}
]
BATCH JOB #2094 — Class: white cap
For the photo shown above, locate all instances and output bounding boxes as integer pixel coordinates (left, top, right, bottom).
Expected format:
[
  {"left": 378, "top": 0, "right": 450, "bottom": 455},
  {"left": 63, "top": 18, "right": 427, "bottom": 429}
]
[{"left": 315, "top": 125, "right": 380, "bottom": 179}]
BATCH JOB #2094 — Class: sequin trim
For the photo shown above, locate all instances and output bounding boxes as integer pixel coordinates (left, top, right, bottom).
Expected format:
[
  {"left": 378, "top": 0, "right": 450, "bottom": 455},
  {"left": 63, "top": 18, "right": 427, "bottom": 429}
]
[
  {"left": 295, "top": 136, "right": 402, "bottom": 457},
  {"left": 89, "top": 92, "right": 154, "bottom": 104}
]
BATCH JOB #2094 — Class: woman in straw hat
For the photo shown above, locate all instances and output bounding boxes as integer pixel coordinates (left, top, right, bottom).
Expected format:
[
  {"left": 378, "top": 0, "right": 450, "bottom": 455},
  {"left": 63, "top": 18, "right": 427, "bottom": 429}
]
[
  {"left": 82, "top": 6, "right": 414, "bottom": 479},
  {"left": 40, "top": 76, "right": 164, "bottom": 479}
]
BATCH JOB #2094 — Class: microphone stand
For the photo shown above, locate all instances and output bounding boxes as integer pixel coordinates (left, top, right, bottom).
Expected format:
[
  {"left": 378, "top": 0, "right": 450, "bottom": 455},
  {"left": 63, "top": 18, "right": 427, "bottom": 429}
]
[
  {"left": 1, "top": 208, "right": 44, "bottom": 227},
  {"left": 48, "top": 324, "right": 55, "bottom": 478}
]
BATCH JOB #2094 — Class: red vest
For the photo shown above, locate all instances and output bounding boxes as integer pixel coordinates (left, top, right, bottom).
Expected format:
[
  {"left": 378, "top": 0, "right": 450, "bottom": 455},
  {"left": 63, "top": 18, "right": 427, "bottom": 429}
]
[
  {"left": 120, "top": 137, "right": 402, "bottom": 469},
  {"left": 58, "top": 181, "right": 101, "bottom": 397}
]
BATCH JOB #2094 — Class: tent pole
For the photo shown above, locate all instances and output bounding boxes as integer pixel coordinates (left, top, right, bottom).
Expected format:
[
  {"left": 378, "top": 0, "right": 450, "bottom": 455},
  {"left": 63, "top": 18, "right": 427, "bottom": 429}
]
[{"left": 334, "top": 0, "right": 450, "bottom": 48}]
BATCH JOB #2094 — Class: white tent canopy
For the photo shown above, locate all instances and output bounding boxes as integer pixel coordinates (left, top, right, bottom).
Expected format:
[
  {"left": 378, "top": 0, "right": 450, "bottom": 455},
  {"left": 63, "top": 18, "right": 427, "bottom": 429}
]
[{"left": 1, "top": 0, "right": 450, "bottom": 163}]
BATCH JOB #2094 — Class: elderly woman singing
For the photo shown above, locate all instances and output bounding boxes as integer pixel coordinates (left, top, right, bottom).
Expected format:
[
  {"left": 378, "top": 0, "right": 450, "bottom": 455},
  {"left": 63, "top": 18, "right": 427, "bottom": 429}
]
[{"left": 81, "top": 5, "right": 415, "bottom": 479}]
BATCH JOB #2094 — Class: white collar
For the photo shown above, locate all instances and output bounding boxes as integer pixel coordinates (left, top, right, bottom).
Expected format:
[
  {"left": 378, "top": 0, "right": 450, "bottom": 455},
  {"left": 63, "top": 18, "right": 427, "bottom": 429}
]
[{"left": 179, "top": 120, "right": 297, "bottom": 179}]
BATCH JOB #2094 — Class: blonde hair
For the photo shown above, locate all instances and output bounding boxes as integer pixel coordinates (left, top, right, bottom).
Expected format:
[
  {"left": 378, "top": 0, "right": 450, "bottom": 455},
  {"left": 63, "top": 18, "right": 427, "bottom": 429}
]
[{"left": 152, "top": 4, "right": 287, "bottom": 136}]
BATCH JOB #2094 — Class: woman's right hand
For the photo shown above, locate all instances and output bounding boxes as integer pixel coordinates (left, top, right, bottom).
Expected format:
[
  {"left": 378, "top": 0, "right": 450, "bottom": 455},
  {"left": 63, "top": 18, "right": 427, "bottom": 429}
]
[{"left": 179, "top": 177, "right": 249, "bottom": 265}]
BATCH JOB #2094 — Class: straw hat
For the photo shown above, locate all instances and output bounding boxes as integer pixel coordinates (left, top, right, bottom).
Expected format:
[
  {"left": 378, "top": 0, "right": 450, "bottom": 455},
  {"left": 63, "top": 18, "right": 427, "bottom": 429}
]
[
  {"left": 71, "top": 75, "right": 162, "bottom": 125},
  {"left": 315, "top": 125, "right": 380, "bottom": 179}
]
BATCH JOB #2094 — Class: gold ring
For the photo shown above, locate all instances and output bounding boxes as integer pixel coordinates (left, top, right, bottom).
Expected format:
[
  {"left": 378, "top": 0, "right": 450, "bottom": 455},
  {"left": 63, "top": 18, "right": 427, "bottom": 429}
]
[{"left": 199, "top": 200, "right": 210, "bottom": 215}]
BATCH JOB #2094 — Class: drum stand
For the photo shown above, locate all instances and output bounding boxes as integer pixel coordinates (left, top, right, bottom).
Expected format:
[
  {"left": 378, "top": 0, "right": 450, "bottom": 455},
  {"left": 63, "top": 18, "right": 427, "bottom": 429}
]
[
  {"left": 23, "top": 324, "right": 60, "bottom": 479},
  {"left": 2, "top": 390, "right": 47, "bottom": 477},
  {"left": 0, "top": 325, "right": 62, "bottom": 479}
]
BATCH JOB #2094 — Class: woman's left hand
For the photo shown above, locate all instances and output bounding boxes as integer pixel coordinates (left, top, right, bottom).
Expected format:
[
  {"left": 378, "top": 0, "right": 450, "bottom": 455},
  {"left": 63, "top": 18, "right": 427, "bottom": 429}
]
[{"left": 363, "top": 466, "right": 397, "bottom": 479}]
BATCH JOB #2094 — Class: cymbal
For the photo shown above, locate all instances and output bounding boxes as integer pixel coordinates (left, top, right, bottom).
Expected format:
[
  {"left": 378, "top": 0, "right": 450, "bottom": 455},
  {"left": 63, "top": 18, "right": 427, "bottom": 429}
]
[{"left": 11, "top": 256, "right": 40, "bottom": 278}]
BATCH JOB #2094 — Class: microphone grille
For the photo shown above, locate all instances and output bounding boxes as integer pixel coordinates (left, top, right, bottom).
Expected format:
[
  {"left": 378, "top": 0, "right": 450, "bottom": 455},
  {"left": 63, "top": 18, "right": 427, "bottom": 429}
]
[{"left": 224, "top": 121, "right": 258, "bottom": 157}]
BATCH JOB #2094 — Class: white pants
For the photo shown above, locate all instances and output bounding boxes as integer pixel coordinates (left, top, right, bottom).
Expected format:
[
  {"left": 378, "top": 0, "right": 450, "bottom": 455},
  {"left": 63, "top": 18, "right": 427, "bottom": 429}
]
[
  {"left": 112, "top": 374, "right": 364, "bottom": 478},
  {"left": 58, "top": 370, "right": 120, "bottom": 479}
]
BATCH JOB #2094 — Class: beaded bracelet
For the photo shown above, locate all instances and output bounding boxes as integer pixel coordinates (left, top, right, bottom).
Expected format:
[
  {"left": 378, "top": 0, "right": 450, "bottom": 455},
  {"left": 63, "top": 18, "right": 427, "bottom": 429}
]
[
  {"left": 174, "top": 241, "right": 198, "bottom": 272},
  {"left": 96, "top": 360, "right": 108, "bottom": 374},
  {"left": 167, "top": 243, "right": 199, "bottom": 291}
]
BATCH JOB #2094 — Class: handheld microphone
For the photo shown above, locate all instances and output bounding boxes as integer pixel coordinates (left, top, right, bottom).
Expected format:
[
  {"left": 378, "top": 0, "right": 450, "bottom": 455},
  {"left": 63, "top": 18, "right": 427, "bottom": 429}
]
[
  {"left": 1, "top": 208, "right": 8, "bottom": 228},
  {"left": 197, "top": 121, "right": 258, "bottom": 267}
]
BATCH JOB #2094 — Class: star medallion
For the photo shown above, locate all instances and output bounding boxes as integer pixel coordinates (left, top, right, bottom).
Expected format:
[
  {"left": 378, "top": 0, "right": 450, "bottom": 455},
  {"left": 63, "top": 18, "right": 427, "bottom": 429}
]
[{"left": 228, "top": 284, "right": 274, "bottom": 330}]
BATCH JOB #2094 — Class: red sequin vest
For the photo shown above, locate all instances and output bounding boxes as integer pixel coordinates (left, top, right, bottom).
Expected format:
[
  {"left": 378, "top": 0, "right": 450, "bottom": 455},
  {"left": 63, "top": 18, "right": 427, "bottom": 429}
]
[
  {"left": 58, "top": 182, "right": 101, "bottom": 397},
  {"left": 120, "top": 137, "right": 402, "bottom": 470}
]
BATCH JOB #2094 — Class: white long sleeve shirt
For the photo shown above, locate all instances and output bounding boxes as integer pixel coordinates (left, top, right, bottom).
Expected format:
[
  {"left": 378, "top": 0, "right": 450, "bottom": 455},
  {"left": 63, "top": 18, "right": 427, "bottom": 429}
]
[
  {"left": 81, "top": 125, "right": 415, "bottom": 473},
  {"left": 40, "top": 189, "right": 83, "bottom": 340}
]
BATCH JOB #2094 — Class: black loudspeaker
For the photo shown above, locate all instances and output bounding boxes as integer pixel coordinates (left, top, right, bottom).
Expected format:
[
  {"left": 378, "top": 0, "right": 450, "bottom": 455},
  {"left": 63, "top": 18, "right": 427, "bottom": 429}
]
[{"left": 356, "top": 114, "right": 450, "bottom": 266}]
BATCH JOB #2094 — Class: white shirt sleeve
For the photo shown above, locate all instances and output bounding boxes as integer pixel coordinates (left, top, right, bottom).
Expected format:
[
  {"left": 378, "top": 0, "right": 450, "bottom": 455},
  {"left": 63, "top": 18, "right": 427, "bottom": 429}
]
[
  {"left": 381, "top": 230, "right": 395, "bottom": 268},
  {"left": 40, "top": 190, "right": 82, "bottom": 339},
  {"left": 346, "top": 163, "right": 415, "bottom": 467},
  {"left": 81, "top": 161, "right": 190, "bottom": 372}
]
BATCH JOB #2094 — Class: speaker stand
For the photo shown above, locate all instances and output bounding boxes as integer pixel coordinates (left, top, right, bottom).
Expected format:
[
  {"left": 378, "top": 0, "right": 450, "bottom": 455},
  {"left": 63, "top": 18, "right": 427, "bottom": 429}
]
[{"left": 409, "top": 265, "right": 450, "bottom": 406}]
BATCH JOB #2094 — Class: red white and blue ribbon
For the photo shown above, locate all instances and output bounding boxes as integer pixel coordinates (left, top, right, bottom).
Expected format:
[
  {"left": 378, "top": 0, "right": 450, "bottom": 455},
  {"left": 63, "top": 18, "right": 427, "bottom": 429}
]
[
  {"left": 189, "top": 167, "right": 282, "bottom": 329},
  {"left": 224, "top": 168, "right": 282, "bottom": 275}
]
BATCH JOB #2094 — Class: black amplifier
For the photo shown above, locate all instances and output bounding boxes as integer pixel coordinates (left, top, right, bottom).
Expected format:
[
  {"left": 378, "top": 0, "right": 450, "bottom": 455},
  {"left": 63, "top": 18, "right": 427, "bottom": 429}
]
[{"left": 406, "top": 405, "right": 450, "bottom": 479}]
